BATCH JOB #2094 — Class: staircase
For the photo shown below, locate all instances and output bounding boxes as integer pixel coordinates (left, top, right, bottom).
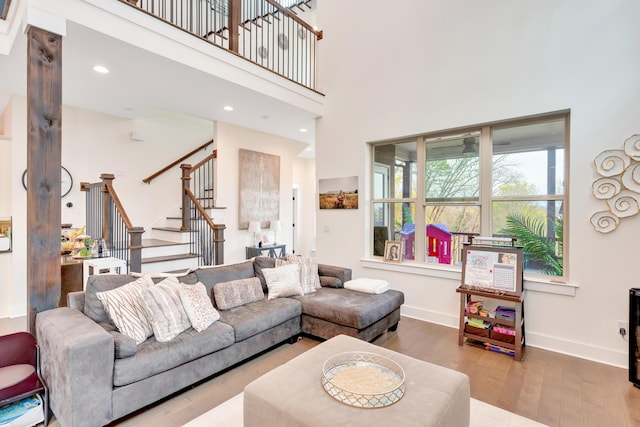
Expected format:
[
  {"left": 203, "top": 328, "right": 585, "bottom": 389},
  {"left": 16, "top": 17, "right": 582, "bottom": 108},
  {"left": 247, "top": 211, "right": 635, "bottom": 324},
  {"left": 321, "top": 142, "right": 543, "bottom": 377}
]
[
  {"left": 84, "top": 144, "right": 225, "bottom": 274},
  {"left": 140, "top": 205, "right": 226, "bottom": 273}
]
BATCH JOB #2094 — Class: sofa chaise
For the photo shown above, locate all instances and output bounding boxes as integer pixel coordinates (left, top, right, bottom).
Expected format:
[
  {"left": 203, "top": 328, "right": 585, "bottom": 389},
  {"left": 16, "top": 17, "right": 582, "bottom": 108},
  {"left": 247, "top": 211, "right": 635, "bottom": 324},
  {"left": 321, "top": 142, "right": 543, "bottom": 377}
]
[{"left": 36, "top": 257, "right": 404, "bottom": 427}]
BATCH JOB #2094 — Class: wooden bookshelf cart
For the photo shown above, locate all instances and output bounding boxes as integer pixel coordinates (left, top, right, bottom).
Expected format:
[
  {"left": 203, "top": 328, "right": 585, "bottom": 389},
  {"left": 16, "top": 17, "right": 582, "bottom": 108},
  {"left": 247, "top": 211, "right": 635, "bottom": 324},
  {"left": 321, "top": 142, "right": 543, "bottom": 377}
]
[{"left": 456, "top": 286, "right": 526, "bottom": 361}]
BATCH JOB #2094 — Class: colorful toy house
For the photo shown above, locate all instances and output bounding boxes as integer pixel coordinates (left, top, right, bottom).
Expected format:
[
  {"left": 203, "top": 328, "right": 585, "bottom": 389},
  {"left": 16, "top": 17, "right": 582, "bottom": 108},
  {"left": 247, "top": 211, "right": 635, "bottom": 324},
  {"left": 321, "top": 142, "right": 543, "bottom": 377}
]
[
  {"left": 427, "top": 224, "right": 452, "bottom": 264},
  {"left": 399, "top": 223, "right": 452, "bottom": 264}
]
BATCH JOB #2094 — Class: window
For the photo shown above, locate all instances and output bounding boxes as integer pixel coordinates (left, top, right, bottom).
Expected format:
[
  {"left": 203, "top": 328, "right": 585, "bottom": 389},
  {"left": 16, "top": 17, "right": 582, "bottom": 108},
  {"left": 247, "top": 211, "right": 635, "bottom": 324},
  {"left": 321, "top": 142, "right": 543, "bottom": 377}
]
[{"left": 371, "top": 113, "right": 568, "bottom": 278}]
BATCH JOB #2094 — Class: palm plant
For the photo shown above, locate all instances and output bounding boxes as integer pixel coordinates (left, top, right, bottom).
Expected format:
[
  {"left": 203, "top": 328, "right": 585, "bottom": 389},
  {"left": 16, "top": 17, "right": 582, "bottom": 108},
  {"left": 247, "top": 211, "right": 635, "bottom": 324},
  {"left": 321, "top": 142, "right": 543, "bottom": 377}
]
[{"left": 503, "top": 213, "right": 563, "bottom": 276}]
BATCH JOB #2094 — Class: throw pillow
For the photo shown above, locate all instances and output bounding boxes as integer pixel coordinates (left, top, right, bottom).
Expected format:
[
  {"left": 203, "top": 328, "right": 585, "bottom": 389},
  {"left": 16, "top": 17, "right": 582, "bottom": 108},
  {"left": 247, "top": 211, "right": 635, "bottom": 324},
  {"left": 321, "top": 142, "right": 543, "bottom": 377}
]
[
  {"left": 276, "top": 255, "right": 320, "bottom": 294},
  {"left": 96, "top": 275, "right": 155, "bottom": 345},
  {"left": 262, "top": 263, "right": 303, "bottom": 300},
  {"left": 213, "top": 277, "right": 264, "bottom": 310},
  {"left": 319, "top": 276, "right": 343, "bottom": 288},
  {"left": 179, "top": 282, "right": 220, "bottom": 332},
  {"left": 138, "top": 276, "right": 192, "bottom": 342}
]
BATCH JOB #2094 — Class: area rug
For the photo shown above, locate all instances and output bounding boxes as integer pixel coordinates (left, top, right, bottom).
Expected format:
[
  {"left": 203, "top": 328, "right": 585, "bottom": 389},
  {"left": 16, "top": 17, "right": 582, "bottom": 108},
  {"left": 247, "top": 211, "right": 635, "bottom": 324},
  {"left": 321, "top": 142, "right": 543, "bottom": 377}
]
[{"left": 183, "top": 392, "right": 547, "bottom": 427}]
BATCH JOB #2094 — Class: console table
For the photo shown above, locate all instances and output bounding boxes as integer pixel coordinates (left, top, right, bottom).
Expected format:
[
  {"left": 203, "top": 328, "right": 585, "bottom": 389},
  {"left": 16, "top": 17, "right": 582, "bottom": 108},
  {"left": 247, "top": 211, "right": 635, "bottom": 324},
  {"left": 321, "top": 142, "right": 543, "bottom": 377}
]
[{"left": 246, "top": 244, "right": 286, "bottom": 259}]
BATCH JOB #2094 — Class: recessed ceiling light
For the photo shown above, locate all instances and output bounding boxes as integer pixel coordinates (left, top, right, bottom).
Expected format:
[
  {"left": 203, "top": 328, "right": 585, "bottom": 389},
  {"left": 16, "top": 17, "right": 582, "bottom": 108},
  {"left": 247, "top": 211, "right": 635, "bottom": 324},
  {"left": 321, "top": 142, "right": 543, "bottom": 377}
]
[
  {"left": 223, "top": 105, "right": 234, "bottom": 111},
  {"left": 299, "top": 128, "right": 308, "bottom": 133},
  {"left": 305, "top": 147, "right": 312, "bottom": 151},
  {"left": 93, "top": 65, "right": 109, "bottom": 74}
]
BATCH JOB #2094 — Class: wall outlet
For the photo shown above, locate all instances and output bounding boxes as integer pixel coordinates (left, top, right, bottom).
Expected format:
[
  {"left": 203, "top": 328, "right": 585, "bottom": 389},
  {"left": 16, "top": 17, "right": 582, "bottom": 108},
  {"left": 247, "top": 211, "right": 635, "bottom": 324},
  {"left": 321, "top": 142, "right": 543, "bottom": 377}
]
[{"left": 617, "top": 320, "right": 629, "bottom": 337}]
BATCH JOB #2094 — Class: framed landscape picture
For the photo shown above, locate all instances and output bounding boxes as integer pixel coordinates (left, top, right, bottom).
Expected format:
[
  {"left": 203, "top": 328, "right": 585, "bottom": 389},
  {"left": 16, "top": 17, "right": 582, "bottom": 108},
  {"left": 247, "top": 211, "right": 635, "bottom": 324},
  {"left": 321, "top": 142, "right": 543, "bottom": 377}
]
[{"left": 318, "top": 176, "right": 358, "bottom": 209}]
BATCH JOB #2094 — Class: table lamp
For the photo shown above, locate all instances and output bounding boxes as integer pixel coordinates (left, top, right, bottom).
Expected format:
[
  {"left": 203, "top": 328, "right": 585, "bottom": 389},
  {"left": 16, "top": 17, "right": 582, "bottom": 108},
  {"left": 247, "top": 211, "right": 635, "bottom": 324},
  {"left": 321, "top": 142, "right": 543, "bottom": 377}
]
[
  {"left": 248, "top": 221, "right": 261, "bottom": 247},
  {"left": 271, "top": 220, "right": 282, "bottom": 244}
]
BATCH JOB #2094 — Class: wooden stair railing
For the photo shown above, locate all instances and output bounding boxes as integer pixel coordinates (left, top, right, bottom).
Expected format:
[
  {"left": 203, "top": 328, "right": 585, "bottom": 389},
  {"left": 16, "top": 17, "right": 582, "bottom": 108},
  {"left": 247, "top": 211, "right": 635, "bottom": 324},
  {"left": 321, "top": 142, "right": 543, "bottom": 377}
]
[
  {"left": 142, "top": 140, "right": 214, "bottom": 184},
  {"left": 81, "top": 174, "right": 144, "bottom": 272},
  {"left": 181, "top": 161, "right": 225, "bottom": 266}
]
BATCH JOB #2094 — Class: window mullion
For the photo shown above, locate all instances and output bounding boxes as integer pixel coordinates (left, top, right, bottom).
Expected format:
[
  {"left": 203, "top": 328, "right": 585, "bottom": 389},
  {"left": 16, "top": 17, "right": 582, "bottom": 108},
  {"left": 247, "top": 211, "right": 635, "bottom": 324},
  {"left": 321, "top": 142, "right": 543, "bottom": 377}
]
[
  {"left": 415, "top": 136, "right": 426, "bottom": 262},
  {"left": 479, "top": 125, "right": 493, "bottom": 235}
]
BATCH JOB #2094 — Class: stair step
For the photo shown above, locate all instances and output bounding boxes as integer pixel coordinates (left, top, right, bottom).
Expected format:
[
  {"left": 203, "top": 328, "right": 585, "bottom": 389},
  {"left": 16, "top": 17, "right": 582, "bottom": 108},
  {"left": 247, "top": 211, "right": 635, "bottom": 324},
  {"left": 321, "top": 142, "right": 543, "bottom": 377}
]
[
  {"left": 151, "top": 227, "right": 193, "bottom": 233},
  {"left": 142, "top": 238, "right": 189, "bottom": 248},
  {"left": 142, "top": 253, "right": 200, "bottom": 264}
]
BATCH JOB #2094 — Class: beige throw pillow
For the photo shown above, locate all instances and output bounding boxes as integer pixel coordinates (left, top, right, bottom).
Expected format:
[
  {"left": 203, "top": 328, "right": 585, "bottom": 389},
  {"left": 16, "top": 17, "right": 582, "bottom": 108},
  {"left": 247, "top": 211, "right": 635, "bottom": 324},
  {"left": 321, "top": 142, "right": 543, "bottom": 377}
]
[
  {"left": 213, "top": 277, "right": 264, "bottom": 310},
  {"left": 262, "top": 263, "right": 303, "bottom": 300},
  {"left": 179, "top": 282, "right": 220, "bottom": 332},
  {"left": 138, "top": 276, "right": 191, "bottom": 342},
  {"left": 96, "top": 275, "right": 154, "bottom": 345}
]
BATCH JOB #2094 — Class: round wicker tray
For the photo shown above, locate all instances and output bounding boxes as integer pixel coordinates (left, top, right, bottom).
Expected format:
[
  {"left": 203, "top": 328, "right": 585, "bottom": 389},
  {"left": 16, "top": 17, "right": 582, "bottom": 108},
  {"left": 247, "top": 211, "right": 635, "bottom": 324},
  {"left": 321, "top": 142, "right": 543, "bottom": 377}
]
[{"left": 321, "top": 351, "right": 405, "bottom": 408}]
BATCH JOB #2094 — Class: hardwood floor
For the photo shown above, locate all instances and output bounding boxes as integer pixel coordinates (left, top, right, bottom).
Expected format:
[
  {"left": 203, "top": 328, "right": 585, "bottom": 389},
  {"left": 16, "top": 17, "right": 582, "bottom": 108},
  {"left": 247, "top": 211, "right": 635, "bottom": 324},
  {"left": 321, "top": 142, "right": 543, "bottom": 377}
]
[{"left": 2, "top": 315, "right": 638, "bottom": 426}]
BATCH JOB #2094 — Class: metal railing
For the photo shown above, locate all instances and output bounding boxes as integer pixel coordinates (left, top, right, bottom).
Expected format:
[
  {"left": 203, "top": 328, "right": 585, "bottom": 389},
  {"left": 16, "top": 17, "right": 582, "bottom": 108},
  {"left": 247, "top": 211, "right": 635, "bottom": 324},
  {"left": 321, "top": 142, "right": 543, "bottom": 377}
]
[
  {"left": 81, "top": 174, "right": 144, "bottom": 273},
  {"left": 126, "top": 0, "right": 321, "bottom": 90}
]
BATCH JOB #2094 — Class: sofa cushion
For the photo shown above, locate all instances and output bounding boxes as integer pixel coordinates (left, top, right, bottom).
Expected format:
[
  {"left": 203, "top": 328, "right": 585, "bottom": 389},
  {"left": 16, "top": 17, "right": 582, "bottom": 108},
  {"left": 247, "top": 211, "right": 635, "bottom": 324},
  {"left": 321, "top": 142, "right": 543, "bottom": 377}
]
[
  {"left": 138, "top": 277, "right": 192, "bottom": 342},
  {"left": 179, "top": 282, "right": 220, "bottom": 332},
  {"left": 263, "top": 264, "right": 304, "bottom": 300},
  {"left": 213, "top": 277, "right": 265, "bottom": 310},
  {"left": 96, "top": 276, "right": 155, "bottom": 344},
  {"left": 113, "top": 321, "right": 235, "bottom": 386},
  {"left": 192, "top": 260, "right": 256, "bottom": 297},
  {"left": 253, "top": 256, "right": 276, "bottom": 292},
  {"left": 217, "top": 298, "right": 302, "bottom": 342},
  {"left": 85, "top": 273, "right": 197, "bottom": 325},
  {"left": 109, "top": 331, "right": 138, "bottom": 359},
  {"left": 294, "top": 288, "right": 405, "bottom": 330}
]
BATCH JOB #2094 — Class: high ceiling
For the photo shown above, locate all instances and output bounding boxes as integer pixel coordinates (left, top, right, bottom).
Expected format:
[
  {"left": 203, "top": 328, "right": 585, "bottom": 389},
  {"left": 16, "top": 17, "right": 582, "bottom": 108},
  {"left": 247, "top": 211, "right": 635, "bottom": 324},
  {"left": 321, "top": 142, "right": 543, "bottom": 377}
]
[{"left": 0, "top": 19, "right": 320, "bottom": 156}]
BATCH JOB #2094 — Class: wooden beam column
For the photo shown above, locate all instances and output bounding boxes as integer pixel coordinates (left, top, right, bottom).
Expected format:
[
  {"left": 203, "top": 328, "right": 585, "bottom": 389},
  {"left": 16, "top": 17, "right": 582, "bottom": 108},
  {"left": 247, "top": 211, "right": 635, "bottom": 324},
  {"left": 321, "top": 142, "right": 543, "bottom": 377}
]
[{"left": 26, "top": 26, "right": 62, "bottom": 333}]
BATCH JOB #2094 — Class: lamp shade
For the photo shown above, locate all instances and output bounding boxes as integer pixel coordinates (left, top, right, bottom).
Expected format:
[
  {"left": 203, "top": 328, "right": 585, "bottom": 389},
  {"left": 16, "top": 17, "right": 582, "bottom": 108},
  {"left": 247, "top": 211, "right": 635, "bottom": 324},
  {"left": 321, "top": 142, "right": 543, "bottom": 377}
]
[
  {"left": 271, "top": 220, "right": 282, "bottom": 231},
  {"left": 248, "top": 221, "right": 261, "bottom": 233}
]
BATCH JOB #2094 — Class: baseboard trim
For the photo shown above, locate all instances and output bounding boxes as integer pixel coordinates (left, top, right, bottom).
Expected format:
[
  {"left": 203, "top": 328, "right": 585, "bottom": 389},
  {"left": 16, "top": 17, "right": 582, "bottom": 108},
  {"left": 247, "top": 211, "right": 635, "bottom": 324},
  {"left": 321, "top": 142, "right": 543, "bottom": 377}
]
[
  {"left": 400, "top": 305, "right": 628, "bottom": 368},
  {"left": 10, "top": 305, "right": 26, "bottom": 318}
]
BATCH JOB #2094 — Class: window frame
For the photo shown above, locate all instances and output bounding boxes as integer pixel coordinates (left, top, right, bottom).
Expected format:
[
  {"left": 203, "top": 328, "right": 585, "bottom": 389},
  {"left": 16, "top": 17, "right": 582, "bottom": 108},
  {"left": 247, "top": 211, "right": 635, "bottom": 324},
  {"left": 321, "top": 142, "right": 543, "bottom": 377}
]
[{"left": 369, "top": 111, "right": 569, "bottom": 281}]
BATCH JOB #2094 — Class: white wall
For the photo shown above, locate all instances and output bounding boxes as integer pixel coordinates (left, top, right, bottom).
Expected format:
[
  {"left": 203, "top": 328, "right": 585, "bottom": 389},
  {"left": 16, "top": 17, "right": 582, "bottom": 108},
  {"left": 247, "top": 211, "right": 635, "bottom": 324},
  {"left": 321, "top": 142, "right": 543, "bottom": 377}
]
[
  {"left": 292, "top": 157, "right": 316, "bottom": 257},
  {"left": 3, "top": 98, "right": 214, "bottom": 317},
  {"left": 315, "top": 0, "right": 640, "bottom": 366},
  {"left": 0, "top": 102, "right": 12, "bottom": 317},
  {"left": 214, "top": 121, "right": 310, "bottom": 264}
]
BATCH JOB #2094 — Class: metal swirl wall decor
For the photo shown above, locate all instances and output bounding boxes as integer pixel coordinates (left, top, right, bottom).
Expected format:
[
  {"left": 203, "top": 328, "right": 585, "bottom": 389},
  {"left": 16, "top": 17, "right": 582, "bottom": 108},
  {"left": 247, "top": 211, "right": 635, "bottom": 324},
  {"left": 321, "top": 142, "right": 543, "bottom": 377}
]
[{"left": 591, "top": 134, "right": 640, "bottom": 233}]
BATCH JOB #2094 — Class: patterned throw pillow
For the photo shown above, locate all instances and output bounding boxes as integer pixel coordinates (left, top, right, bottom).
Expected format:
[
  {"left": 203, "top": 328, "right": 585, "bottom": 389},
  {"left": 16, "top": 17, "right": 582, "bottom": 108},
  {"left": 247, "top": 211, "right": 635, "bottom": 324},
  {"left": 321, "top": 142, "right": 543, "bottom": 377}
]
[
  {"left": 96, "top": 276, "right": 155, "bottom": 345},
  {"left": 179, "top": 282, "right": 220, "bottom": 332},
  {"left": 138, "top": 276, "right": 192, "bottom": 342},
  {"left": 276, "top": 255, "right": 320, "bottom": 294},
  {"left": 262, "top": 263, "right": 303, "bottom": 300},
  {"left": 213, "top": 277, "right": 265, "bottom": 310}
]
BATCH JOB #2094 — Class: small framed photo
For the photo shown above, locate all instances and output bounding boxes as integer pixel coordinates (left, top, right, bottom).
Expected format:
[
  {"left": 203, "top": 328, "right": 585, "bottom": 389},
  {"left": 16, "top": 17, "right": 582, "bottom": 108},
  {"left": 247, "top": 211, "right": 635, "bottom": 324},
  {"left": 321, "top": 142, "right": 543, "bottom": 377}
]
[{"left": 383, "top": 240, "right": 402, "bottom": 263}]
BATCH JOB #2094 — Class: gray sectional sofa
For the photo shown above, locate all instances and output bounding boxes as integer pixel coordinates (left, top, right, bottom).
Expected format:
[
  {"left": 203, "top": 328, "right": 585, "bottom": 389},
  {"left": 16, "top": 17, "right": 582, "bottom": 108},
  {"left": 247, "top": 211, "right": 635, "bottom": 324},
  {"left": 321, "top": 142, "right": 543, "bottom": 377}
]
[{"left": 36, "top": 257, "right": 404, "bottom": 427}]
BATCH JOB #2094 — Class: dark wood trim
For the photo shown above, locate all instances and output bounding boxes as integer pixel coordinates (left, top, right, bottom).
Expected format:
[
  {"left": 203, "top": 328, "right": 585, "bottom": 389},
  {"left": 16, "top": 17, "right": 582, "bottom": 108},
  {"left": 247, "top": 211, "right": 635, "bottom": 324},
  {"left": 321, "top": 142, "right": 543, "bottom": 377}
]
[
  {"left": 180, "top": 165, "right": 192, "bottom": 231},
  {"left": 1, "top": 0, "right": 11, "bottom": 20},
  {"left": 228, "top": 0, "right": 240, "bottom": 53},
  {"left": 26, "top": 26, "right": 62, "bottom": 334},
  {"left": 189, "top": 150, "right": 217, "bottom": 172},
  {"left": 264, "top": 0, "right": 322, "bottom": 39},
  {"left": 142, "top": 140, "right": 214, "bottom": 184}
]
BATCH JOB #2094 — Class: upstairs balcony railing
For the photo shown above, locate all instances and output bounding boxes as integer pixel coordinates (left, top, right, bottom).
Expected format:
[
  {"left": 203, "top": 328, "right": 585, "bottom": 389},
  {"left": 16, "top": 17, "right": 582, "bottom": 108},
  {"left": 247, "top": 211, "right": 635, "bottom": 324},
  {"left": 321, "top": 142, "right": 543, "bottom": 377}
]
[{"left": 125, "top": 0, "right": 322, "bottom": 91}]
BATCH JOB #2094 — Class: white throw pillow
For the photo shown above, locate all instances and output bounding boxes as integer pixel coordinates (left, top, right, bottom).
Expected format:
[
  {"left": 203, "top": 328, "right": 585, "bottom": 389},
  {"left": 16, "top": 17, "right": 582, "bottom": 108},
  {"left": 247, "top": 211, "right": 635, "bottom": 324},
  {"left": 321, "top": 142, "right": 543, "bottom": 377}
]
[
  {"left": 138, "top": 276, "right": 191, "bottom": 342},
  {"left": 276, "top": 255, "right": 320, "bottom": 294},
  {"left": 96, "top": 275, "right": 154, "bottom": 345},
  {"left": 262, "top": 263, "right": 303, "bottom": 300},
  {"left": 179, "top": 282, "right": 220, "bottom": 332}
]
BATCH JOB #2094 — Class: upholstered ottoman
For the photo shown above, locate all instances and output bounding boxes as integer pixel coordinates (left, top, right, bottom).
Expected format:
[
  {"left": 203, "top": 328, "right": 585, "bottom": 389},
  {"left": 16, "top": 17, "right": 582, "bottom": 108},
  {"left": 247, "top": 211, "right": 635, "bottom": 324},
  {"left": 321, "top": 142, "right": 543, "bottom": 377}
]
[
  {"left": 295, "top": 288, "right": 404, "bottom": 342},
  {"left": 244, "top": 334, "right": 470, "bottom": 427}
]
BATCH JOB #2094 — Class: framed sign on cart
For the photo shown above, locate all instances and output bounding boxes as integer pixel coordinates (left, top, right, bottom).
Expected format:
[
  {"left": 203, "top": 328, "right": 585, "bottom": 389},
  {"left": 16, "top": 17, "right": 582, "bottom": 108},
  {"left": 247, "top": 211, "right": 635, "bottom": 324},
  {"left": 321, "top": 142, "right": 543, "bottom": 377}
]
[{"left": 460, "top": 237, "right": 523, "bottom": 297}]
